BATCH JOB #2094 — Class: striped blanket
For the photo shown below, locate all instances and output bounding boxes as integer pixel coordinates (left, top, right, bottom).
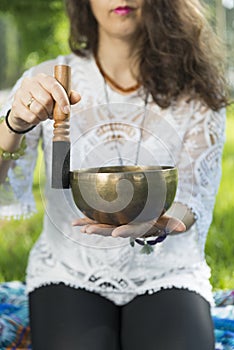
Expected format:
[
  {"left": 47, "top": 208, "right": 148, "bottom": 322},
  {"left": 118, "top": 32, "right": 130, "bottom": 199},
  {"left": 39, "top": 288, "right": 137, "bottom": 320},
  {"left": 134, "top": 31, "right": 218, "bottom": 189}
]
[{"left": 0, "top": 282, "right": 234, "bottom": 350}]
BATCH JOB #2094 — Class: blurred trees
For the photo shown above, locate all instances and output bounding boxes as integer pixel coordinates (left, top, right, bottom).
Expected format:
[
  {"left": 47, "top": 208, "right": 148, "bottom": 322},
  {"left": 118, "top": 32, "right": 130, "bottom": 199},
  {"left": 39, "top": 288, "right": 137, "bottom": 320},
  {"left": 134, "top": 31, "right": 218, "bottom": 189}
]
[
  {"left": 205, "top": 0, "right": 234, "bottom": 95},
  {"left": 225, "top": 6, "right": 234, "bottom": 95},
  {"left": 0, "top": 0, "right": 69, "bottom": 89}
]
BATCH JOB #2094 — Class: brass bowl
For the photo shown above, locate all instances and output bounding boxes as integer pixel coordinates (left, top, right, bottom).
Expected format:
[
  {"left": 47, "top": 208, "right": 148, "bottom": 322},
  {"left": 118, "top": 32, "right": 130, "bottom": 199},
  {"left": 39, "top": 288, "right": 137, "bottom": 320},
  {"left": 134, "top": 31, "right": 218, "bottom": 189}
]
[{"left": 70, "top": 165, "right": 178, "bottom": 226}]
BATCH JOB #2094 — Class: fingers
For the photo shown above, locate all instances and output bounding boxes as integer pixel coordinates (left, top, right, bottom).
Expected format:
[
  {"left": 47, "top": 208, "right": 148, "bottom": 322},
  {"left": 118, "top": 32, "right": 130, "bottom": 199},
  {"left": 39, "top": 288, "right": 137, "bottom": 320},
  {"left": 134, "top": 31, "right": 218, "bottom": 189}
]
[
  {"left": 22, "top": 87, "right": 53, "bottom": 117},
  {"left": 10, "top": 73, "right": 81, "bottom": 131},
  {"left": 81, "top": 224, "right": 115, "bottom": 236},
  {"left": 72, "top": 217, "right": 115, "bottom": 236},
  {"left": 111, "top": 215, "right": 186, "bottom": 239},
  {"left": 70, "top": 90, "right": 81, "bottom": 105},
  {"left": 112, "top": 221, "right": 153, "bottom": 238},
  {"left": 72, "top": 215, "right": 186, "bottom": 239},
  {"left": 28, "top": 74, "right": 70, "bottom": 113},
  {"left": 72, "top": 217, "right": 116, "bottom": 236},
  {"left": 154, "top": 215, "right": 186, "bottom": 233},
  {"left": 18, "top": 88, "right": 51, "bottom": 122},
  {"left": 72, "top": 217, "right": 98, "bottom": 226}
]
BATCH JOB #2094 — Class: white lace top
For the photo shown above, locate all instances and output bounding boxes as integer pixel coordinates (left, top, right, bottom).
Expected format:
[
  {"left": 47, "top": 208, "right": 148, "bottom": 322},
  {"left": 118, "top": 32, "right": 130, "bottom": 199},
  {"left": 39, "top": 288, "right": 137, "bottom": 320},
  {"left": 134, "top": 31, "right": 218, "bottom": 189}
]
[{"left": 0, "top": 54, "right": 226, "bottom": 306}]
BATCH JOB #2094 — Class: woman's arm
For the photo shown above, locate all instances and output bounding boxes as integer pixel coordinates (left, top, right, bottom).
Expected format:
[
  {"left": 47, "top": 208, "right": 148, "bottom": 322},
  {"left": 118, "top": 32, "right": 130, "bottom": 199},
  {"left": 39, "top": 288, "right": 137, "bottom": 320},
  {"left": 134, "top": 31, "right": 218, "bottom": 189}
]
[
  {"left": 0, "top": 72, "right": 80, "bottom": 184},
  {"left": 171, "top": 101, "right": 226, "bottom": 241},
  {"left": 165, "top": 202, "right": 195, "bottom": 234},
  {"left": 0, "top": 120, "right": 23, "bottom": 183}
]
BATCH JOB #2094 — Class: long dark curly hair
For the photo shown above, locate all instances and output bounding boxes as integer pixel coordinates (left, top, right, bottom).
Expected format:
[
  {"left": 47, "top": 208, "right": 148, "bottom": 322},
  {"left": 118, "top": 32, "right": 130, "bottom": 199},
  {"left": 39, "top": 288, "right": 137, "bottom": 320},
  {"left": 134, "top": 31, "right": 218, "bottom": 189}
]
[{"left": 65, "top": 0, "right": 228, "bottom": 110}]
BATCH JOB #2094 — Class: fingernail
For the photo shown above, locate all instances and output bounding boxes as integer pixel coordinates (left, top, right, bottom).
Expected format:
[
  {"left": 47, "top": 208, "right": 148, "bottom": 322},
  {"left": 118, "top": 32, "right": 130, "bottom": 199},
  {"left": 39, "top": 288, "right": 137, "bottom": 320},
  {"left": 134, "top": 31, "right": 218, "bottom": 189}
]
[{"left": 63, "top": 105, "right": 70, "bottom": 114}]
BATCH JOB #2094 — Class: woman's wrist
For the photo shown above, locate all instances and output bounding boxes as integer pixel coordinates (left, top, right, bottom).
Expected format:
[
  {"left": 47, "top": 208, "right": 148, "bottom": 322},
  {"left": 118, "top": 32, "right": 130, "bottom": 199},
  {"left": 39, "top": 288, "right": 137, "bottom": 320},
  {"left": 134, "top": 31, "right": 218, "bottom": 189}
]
[
  {"left": 165, "top": 202, "right": 195, "bottom": 234},
  {"left": 0, "top": 136, "right": 27, "bottom": 160},
  {"left": 0, "top": 115, "right": 23, "bottom": 153},
  {"left": 5, "top": 110, "right": 36, "bottom": 134}
]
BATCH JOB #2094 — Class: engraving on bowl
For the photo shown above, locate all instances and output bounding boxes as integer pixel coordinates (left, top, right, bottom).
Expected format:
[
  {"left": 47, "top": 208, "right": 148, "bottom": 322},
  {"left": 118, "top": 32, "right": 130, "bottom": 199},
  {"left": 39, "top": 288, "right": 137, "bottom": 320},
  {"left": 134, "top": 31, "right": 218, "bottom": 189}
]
[{"left": 70, "top": 166, "right": 177, "bottom": 225}]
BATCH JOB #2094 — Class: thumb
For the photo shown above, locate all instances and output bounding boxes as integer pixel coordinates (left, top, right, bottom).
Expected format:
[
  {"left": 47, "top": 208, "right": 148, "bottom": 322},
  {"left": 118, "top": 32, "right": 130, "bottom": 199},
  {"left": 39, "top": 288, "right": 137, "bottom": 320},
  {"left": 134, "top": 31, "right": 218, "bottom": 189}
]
[
  {"left": 166, "top": 217, "right": 186, "bottom": 233},
  {"left": 70, "top": 90, "right": 81, "bottom": 105},
  {"left": 156, "top": 215, "right": 186, "bottom": 233}
]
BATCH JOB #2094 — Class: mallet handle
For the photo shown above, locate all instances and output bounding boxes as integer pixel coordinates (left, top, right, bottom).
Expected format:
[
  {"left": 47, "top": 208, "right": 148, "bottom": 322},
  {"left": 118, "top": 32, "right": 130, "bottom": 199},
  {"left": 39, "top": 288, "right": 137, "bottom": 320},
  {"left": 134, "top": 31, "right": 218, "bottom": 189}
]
[{"left": 53, "top": 65, "right": 71, "bottom": 142}]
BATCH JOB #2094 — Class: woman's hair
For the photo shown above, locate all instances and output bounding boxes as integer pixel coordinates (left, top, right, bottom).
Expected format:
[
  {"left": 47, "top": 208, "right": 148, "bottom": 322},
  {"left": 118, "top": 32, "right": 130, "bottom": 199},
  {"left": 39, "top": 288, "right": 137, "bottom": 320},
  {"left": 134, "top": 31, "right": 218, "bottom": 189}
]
[{"left": 65, "top": 0, "right": 228, "bottom": 110}]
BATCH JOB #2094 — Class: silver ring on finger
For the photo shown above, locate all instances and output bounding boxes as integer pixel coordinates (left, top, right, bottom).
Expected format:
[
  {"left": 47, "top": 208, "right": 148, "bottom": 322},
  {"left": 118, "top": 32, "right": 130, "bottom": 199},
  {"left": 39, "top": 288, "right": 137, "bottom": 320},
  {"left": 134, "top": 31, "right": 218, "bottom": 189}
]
[{"left": 27, "top": 97, "right": 35, "bottom": 110}]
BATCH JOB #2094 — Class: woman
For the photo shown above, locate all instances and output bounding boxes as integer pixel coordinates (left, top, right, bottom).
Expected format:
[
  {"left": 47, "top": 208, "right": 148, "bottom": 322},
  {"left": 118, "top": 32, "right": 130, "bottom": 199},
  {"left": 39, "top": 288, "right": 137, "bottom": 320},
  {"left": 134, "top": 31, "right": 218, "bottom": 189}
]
[{"left": 0, "top": 0, "right": 228, "bottom": 349}]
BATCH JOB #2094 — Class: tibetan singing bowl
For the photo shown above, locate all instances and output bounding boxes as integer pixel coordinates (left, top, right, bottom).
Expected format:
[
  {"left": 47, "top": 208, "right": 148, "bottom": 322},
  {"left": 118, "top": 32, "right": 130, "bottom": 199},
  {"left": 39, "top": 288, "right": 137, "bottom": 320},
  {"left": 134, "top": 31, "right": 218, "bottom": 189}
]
[{"left": 70, "top": 165, "right": 178, "bottom": 226}]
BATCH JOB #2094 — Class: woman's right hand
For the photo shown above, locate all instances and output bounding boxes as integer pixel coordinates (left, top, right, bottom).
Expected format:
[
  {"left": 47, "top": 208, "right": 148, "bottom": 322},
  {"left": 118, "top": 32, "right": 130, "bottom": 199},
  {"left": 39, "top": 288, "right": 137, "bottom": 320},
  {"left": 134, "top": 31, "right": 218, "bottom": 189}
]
[{"left": 8, "top": 73, "right": 81, "bottom": 132}]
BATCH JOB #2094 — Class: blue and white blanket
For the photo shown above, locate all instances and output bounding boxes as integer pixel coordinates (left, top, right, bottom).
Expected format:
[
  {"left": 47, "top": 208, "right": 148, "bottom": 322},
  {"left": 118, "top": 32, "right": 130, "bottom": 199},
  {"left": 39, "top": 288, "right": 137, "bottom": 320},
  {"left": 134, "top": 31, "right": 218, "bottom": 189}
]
[
  {"left": 0, "top": 281, "right": 234, "bottom": 349},
  {"left": 213, "top": 290, "right": 234, "bottom": 349}
]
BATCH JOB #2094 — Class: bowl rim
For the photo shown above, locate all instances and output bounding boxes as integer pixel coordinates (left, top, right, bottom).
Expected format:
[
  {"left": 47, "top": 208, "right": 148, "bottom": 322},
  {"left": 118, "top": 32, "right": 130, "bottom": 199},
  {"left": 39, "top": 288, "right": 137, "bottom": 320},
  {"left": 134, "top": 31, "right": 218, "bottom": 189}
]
[{"left": 70, "top": 165, "right": 177, "bottom": 177}]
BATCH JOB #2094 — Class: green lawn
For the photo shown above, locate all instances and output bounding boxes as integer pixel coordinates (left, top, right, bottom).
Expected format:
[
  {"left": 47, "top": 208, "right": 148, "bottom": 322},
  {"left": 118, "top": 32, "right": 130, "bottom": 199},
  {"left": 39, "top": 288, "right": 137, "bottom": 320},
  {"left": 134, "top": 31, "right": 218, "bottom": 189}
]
[
  {"left": 0, "top": 108, "right": 234, "bottom": 290},
  {"left": 206, "top": 106, "right": 234, "bottom": 289},
  {"left": 0, "top": 146, "right": 45, "bottom": 282}
]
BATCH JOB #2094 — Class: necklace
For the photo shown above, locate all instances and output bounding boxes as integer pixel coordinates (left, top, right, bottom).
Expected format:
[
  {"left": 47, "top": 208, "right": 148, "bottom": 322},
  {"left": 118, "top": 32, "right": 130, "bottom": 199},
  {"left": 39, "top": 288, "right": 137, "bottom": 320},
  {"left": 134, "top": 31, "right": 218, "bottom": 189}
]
[
  {"left": 95, "top": 55, "right": 141, "bottom": 94},
  {"left": 103, "top": 79, "right": 149, "bottom": 166}
]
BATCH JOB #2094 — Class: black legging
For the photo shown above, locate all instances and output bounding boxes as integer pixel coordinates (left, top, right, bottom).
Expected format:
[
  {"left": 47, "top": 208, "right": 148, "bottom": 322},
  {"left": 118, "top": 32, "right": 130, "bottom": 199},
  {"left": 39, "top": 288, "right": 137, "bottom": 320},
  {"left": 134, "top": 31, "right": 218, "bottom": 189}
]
[{"left": 29, "top": 283, "right": 215, "bottom": 350}]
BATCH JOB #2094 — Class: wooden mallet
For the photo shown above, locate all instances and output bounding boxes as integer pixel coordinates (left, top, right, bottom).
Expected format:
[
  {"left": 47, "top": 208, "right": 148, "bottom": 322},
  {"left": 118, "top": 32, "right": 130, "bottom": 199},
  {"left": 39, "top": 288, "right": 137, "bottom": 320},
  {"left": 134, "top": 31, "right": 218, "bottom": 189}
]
[{"left": 52, "top": 65, "right": 71, "bottom": 189}]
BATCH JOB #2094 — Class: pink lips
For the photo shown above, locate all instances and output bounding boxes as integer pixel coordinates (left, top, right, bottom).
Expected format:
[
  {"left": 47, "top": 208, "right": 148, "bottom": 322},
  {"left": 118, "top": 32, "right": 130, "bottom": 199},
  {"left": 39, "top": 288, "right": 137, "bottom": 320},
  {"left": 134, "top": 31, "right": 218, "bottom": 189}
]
[{"left": 113, "top": 6, "right": 133, "bottom": 15}]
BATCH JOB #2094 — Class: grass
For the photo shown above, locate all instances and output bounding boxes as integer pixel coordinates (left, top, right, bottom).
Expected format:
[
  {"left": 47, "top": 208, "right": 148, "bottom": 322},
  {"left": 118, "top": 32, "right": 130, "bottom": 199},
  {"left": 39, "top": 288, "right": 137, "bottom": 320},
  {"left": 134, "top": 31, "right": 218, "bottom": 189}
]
[
  {"left": 0, "top": 144, "right": 45, "bottom": 282},
  {"left": 0, "top": 108, "right": 234, "bottom": 290},
  {"left": 206, "top": 106, "right": 234, "bottom": 289}
]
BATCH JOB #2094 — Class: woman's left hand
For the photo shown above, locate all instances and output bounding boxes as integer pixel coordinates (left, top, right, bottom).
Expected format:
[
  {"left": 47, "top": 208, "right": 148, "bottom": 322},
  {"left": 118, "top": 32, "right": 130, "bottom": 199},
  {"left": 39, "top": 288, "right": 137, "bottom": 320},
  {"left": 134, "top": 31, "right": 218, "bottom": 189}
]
[{"left": 72, "top": 214, "right": 186, "bottom": 238}]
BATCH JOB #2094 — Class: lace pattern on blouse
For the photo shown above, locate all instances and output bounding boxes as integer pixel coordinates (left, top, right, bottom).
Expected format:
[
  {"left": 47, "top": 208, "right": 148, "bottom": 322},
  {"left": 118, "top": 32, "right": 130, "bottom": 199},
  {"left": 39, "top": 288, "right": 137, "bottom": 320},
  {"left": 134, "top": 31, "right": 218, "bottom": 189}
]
[
  {"left": 0, "top": 54, "right": 226, "bottom": 306},
  {"left": 26, "top": 231, "right": 214, "bottom": 306}
]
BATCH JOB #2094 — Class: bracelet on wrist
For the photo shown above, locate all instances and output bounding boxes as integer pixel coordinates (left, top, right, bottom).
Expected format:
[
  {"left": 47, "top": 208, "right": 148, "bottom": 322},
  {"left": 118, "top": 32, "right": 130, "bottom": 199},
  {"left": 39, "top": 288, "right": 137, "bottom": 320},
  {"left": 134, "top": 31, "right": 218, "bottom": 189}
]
[
  {"left": 130, "top": 228, "right": 169, "bottom": 255},
  {"left": 0, "top": 116, "right": 27, "bottom": 160},
  {"left": 5, "top": 109, "right": 36, "bottom": 134}
]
